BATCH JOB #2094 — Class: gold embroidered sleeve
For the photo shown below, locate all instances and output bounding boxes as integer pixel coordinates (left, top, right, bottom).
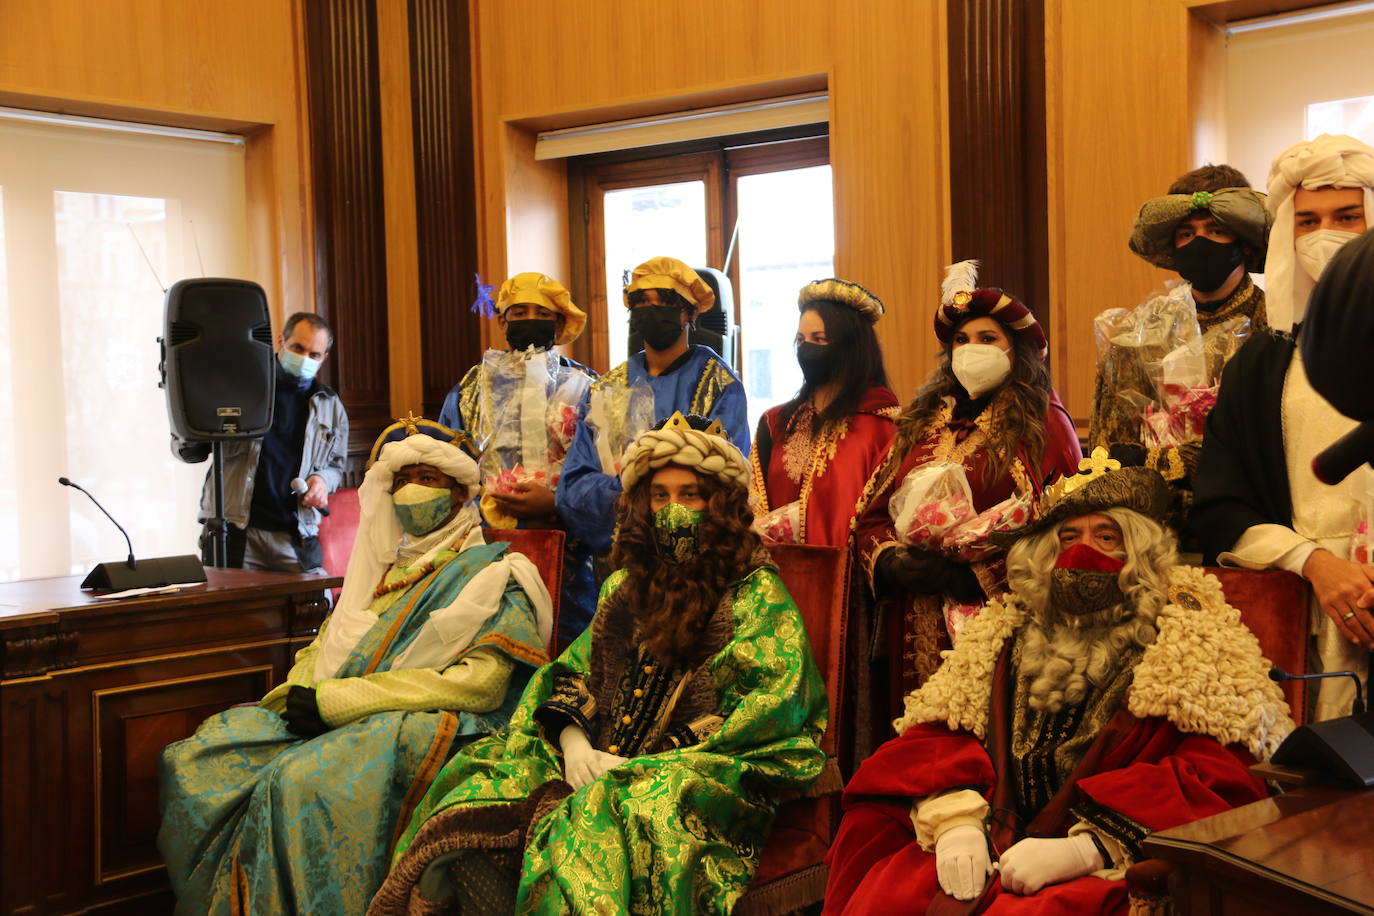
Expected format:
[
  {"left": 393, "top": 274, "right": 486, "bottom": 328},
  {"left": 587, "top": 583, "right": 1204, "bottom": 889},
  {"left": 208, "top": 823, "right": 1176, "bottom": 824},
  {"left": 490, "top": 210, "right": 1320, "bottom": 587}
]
[
  {"left": 533, "top": 671, "right": 597, "bottom": 745},
  {"left": 690, "top": 358, "right": 737, "bottom": 417},
  {"left": 660, "top": 713, "right": 726, "bottom": 751}
]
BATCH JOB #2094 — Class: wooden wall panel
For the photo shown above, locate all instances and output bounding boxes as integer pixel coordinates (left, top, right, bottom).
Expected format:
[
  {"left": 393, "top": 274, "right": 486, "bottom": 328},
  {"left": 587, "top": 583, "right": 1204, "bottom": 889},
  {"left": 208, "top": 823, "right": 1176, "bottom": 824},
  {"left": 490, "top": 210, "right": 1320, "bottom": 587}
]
[
  {"left": 408, "top": 0, "right": 481, "bottom": 418},
  {"left": 304, "top": 0, "right": 393, "bottom": 454},
  {"left": 469, "top": 0, "right": 950, "bottom": 402}
]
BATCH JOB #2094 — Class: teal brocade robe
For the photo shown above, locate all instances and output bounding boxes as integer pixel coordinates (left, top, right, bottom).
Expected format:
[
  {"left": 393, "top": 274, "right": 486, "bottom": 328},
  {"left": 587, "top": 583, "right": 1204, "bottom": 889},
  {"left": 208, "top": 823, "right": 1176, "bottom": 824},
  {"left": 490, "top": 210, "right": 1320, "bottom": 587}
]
[
  {"left": 369, "top": 562, "right": 828, "bottom": 916},
  {"left": 157, "top": 540, "right": 547, "bottom": 916}
]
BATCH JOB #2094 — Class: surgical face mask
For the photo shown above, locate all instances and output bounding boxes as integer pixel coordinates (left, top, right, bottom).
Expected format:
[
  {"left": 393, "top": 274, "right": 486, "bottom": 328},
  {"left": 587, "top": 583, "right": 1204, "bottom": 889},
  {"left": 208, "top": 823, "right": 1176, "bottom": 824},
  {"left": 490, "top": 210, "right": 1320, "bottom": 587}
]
[
  {"left": 652, "top": 502, "right": 704, "bottom": 564},
  {"left": 1172, "top": 236, "right": 1244, "bottom": 293},
  {"left": 951, "top": 343, "right": 1012, "bottom": 399},
  {"left": 796, "top": 341, "right": 835, "bottom": 387},
  {"left": 1296, "top": 229, "right": 1360, "bottom": 283},
  {"left": 1048, "top": 542, "right": 1126, "bottom": 616},
  {"left": 392, "top": 483, "right": 453, "bottom": 536},
  {"left": 505, "top": 317, "right": 558, "bottom": 352},
  {"left": 630, "top": 304, "right": 687, "bottom": 352},
  {"left": 279, "top": 348, "right": 322, "bottom": 382}
]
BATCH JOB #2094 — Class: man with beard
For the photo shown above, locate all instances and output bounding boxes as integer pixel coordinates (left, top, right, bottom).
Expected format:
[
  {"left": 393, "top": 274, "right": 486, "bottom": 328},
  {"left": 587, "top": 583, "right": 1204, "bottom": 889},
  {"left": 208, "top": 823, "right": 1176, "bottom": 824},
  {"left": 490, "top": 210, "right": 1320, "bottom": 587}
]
[
  {"left": 158, "top": 415, "right": 553, "bottom": 916},
  {"left": 1193, "top": 134, "right": 1374, "bottom": 721},
  {"left": 823, "top": 454, "right": 1293, "bottom": 915},
  {"left": 368, "top": 413, "right": 826, "bottom": 916},
  {"left": 556, "top": 256, "right": 749, "bottom": 555}
]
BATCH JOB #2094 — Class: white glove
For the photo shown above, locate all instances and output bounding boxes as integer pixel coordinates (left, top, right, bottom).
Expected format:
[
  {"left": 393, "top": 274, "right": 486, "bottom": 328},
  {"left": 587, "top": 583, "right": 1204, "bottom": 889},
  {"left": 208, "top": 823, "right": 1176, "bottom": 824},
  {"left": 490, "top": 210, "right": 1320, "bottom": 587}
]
[
  {"left": 934, "top": 823, "right": 993, "bottom": 901},
  {"left": 998, "top": 833, "right": 1103, "bottom": 896},
  {"left": 558, "top": 725, "right": 627, "bottom": 789}
]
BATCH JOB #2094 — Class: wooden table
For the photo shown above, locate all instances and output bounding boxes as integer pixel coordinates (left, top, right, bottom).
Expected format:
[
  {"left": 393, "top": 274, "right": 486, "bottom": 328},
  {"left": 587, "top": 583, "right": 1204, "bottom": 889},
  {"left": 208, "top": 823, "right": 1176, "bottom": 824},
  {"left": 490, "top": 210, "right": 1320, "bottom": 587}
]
[
  {"left": 1, "top": 568, "right": 339, "bottom": 916},
  {"left": 1142, "top": 786, "right": 1374, "bottom": 915}
]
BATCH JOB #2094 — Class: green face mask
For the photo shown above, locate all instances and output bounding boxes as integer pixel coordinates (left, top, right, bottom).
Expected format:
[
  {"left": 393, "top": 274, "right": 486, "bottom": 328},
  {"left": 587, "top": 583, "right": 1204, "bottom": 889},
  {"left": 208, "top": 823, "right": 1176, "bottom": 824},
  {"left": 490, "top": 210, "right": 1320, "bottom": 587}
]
[
  {"left": 392, "top": 483, "right": 453, "bottom": 536},
  {"left": 652, "top": 502, "right": 705, "bottom": 564}
]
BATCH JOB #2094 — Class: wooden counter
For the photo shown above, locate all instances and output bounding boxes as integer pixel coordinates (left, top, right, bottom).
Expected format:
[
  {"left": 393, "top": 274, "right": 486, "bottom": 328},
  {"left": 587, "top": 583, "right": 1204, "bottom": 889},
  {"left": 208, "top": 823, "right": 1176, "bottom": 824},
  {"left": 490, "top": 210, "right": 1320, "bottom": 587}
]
[{"left": 1, "top": 568, "right": 338, "bottom": 916}]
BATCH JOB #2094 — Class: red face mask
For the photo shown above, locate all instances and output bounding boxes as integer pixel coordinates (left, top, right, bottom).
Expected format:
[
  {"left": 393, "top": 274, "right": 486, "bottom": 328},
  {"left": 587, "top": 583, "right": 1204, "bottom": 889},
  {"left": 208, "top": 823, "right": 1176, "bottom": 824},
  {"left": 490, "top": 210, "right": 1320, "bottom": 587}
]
[{"left": 1054, "top": 542, "right": 1125, "bottom": 573}]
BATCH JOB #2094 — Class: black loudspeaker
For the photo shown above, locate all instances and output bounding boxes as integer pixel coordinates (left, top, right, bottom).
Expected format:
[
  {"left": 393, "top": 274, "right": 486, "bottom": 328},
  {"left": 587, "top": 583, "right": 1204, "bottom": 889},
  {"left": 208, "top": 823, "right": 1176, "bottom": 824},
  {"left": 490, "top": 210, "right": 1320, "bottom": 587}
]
[
  {"left": 1271, "top": 711, "right": 1374, "bottom": 788},
  {"left": 627, "top": 266, "right": 739, "bottom": 365},
  {"left": 80, "top": 555, "right": 208, "bottom": 591},
  {"left": 160, "top": 278, "right": 275, "bottom": 440}
]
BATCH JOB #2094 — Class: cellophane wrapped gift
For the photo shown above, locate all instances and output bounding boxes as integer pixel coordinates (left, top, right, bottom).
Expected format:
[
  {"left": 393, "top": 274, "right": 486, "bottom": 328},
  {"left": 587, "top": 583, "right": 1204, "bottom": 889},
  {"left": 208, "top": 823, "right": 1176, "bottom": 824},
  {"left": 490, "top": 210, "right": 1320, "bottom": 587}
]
[
  {"left": 585, "top": 375, "right": 656, "bottom": 477},
  {"left": 475, "top": 347, "right": 592, "bottom": 528},
  {"left": 889, "top": 461, "right": 1033, "bottom": 563},
  {"left": 1094, "top": 283, "right": 1251, "bottom": 451},
  {"left": 753, "top": 501, "right": 802, "bottom": 544},
  {"left": 888, "top": 461, "right": 1034, "bottom": 640}
]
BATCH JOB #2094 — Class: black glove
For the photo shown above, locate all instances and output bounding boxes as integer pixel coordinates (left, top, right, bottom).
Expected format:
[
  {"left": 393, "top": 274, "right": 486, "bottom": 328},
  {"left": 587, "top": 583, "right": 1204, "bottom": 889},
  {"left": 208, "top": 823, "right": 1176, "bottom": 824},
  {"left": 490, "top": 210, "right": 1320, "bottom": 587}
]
[
  {"left": 876, "top": 546, "right": 984, "bottom": 604},
  {"left": 282, "top": 685, "right": 328, "bottom": 738}
]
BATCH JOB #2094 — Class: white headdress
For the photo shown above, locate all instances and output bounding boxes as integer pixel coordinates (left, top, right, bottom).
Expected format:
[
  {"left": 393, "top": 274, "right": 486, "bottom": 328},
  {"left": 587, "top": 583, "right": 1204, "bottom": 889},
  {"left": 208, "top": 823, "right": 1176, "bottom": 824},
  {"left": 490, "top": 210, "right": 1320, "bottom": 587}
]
[{"left": 1265, "top": 134, "right": 1374, "bottom": 331}]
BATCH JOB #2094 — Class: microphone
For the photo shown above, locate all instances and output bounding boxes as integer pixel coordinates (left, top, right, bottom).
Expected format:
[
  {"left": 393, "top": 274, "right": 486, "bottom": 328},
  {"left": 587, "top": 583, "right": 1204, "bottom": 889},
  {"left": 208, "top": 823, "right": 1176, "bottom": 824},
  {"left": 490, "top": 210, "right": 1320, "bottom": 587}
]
[
  {"left": 1270, "top": 665, "right": 1366, "bottom": 715},
  {"left": 58, "top": 477, "right": 135, "bottom": 570},
  {"left": 1311, "top": 420, "right": 1374, "bottom": 485},
  {"left": 291, "top": 477, "right": 330, "bottom": 516}
]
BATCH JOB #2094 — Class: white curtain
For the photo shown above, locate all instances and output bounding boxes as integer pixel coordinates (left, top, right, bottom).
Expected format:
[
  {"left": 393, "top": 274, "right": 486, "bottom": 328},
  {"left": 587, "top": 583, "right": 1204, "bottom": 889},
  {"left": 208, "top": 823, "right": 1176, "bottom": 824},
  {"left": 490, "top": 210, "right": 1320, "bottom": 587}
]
[{"left": 0, "top": 118, "right": 247, "bottom": 581}]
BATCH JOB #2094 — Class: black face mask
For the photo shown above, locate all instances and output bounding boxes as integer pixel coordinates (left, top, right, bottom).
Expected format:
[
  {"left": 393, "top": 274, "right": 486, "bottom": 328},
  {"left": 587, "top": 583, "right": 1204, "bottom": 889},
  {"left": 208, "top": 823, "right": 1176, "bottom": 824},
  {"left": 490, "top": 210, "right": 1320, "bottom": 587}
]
[
  {"left": 505, "top": 318, "right": 557, "bottom": 352},
  {"left": 796, "top": 341, "right": 835, "bottom": 386},
  {"left": 631, "top": 305, "right": 686, "bottom": 351},
  {"left": 1173, "top": 236, "right": 1244, "bottom": 293}
]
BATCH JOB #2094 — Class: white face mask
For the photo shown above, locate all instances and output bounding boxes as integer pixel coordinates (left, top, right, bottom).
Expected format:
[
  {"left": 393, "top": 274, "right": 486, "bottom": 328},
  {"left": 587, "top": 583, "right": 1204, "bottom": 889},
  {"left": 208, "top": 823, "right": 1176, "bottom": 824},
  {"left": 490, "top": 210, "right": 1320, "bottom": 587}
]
[
  {"left": 1295, "top": 229, "right": 1360, "bottom": 283},
  {"left": 951, "top": 343, "right": 1013, "bottom": 399}
]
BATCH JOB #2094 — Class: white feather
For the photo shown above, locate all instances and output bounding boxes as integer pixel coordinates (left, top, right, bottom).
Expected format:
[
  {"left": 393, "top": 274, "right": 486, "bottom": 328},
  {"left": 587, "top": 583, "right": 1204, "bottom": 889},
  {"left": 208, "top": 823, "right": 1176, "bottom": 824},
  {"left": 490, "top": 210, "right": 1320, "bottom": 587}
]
[{"left": 941, "top": 259, "right": 980, "bottom": 306}]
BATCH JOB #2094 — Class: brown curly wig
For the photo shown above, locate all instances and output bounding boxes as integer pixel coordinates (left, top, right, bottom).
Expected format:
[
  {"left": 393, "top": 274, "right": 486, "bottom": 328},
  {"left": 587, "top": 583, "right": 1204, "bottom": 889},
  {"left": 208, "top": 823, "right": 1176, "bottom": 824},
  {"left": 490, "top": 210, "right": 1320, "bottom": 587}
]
[
  {"left": 892, "top": 317, "right": 1052, "bottom": 487},
  {"left": 608, "top": 467, "right": 763, "bottom": 668}
]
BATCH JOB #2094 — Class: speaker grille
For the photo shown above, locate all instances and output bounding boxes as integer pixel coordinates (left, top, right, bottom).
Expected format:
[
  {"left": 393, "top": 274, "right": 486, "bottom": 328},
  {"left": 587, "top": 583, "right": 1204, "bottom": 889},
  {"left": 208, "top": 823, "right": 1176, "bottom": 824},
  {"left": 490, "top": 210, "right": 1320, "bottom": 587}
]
[
  {"left": 251, "top": 324, "right": 274, "bottom": 346},
  {"left": 167, "top": 321, "right": 200, "bottom": 347}
]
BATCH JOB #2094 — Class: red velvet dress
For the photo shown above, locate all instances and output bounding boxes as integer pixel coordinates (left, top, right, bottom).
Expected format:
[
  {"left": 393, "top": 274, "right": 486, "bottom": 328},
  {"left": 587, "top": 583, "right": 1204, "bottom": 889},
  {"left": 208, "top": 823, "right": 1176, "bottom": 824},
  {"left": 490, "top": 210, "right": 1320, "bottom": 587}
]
[
  {"left": 822, "top": 644, "right": 1268, "bottom": 916},
  {"left": 855, "top": 391, "right": 1081, "bottom": 705},
  {"left": 751, "top": 387, "right": 901, "bottom": 547}
]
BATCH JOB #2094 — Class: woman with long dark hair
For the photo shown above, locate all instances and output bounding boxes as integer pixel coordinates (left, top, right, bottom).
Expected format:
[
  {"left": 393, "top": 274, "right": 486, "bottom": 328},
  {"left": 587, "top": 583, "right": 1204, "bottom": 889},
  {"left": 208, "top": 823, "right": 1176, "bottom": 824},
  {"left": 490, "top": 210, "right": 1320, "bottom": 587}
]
[
  {"left": 371, "top": 413, "right": 826, "bottom": 916},
  {"left": 854, "top": 261, "right": 1082, "bottom": 708},
  {"left": 751, "top": 279, "right": 900, "bottom": 546}
]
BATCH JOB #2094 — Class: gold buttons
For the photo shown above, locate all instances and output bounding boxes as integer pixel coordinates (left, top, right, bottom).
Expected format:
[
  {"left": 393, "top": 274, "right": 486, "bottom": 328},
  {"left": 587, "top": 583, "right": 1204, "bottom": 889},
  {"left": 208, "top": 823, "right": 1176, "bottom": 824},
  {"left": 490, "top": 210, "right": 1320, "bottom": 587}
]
[
  {"left": 621, "top": 715, "right": 632, "bottom": 724},
  {"left": 633, "top": 689, "right": 643, "bottom": 697},
  {"left": 643, "top": 665, "right": 654, "bottom": 674},
  {"left": 608, "top": 745, "right": 619, "bottom": 754}
]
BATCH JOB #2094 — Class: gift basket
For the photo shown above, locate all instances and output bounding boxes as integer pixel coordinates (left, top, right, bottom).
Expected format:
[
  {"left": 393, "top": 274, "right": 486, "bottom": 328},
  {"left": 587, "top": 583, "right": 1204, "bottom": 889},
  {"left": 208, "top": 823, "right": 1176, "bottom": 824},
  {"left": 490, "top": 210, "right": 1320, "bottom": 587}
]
[
  {"left": 585, "top": 376, "right": 656, "bottom": 478},
  {"left": 888, "top": 461, "right": 1033, "bottom": 638},
  {"left": 474, "top": 347, "right": 591, "bottom": 528},
  {"left": 1094, "top": 283, "right": 1251, "bottom": 450},
  {"left": 753, "top": 501, "right": 802, "bottom": 545}
]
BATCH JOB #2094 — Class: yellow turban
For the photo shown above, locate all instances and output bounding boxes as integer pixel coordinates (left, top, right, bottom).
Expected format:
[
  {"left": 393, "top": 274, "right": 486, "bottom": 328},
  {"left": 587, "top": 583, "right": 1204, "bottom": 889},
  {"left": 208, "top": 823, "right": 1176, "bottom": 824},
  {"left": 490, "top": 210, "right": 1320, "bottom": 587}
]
[
  {"left": 496, "top": 272, "right": 587, "bottom": 345},
  {"left": 622, "top": 256, "right": 715, "bottom": 318}
]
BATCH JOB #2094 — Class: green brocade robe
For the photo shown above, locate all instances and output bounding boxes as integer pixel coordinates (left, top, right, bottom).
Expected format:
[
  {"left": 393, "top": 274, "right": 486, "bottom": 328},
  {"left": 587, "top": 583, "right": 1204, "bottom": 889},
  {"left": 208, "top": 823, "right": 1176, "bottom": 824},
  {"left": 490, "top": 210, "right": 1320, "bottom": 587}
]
[
  {"left": 371, "top": 563, "right": 827, "bottom": 915},
  {"left": 158, "top": 540, "right": 547, "bottom": 916}
]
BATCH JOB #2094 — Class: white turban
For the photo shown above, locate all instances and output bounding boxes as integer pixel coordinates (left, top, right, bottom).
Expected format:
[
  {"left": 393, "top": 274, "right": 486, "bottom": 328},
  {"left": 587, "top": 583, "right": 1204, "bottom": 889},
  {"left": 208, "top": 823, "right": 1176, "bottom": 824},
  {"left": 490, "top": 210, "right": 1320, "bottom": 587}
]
[
  {"left": 314, "top": 432, "right": 552, "bottom": 680},
  {"left": 1265, "top": 134, "right": 1374, "bottom": 331}
]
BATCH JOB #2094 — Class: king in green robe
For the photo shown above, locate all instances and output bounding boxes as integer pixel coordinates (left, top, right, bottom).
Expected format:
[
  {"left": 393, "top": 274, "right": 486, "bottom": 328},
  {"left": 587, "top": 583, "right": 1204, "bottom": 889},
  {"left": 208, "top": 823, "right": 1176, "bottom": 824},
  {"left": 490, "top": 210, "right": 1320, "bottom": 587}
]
[{"left": 368, "top": 413, "right": 828, "bottom": 916}]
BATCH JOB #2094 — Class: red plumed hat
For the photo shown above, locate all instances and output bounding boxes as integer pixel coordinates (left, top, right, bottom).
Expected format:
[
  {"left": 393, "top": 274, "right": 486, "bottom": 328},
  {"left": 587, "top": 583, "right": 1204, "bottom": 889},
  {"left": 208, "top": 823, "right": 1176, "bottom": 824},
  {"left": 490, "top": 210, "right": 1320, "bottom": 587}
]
[{"left": 934, "top": 259, "right": 1048, "bottom": 358}]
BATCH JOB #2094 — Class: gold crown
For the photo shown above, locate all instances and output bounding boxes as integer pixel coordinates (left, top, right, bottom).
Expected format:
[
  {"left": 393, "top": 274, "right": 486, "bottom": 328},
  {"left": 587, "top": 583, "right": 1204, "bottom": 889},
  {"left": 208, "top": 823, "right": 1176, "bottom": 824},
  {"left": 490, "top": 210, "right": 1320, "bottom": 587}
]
[
  {"left": 663, "top": 411, "right": 724, "bottom": 438},
  {"left": 1043, "top": 446, "right": 1121, "bottom": 505}
]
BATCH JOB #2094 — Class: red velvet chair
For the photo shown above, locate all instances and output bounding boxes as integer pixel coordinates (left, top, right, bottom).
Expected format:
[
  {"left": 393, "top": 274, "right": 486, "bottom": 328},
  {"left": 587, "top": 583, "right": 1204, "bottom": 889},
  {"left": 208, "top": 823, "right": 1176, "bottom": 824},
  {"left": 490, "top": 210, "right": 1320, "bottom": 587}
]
[
  {"left": 1124, "top": 566, "right": 1312, "bottom": 910},
  {"left": 737, "top": 544, "right": 852, "bottom": 916},
  {"left": 318, "top": 486, "right": 361, "bottom": 580}
]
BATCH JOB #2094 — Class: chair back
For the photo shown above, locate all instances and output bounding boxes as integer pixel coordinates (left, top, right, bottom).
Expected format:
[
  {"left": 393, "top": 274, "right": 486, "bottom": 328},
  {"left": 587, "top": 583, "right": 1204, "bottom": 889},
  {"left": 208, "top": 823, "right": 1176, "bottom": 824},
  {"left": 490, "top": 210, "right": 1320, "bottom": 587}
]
[
  {"left": 768, "top": 544, "right": 851, "bottom": 757},
  {"left": 319, "top": 487, "right": 361, "bottom": 578},
  {"left": 484, "top": 528, "right": 566, "bottom": 656},
  {"left": 1206, "top": 567, "right": 1310, "bottom": 725}
]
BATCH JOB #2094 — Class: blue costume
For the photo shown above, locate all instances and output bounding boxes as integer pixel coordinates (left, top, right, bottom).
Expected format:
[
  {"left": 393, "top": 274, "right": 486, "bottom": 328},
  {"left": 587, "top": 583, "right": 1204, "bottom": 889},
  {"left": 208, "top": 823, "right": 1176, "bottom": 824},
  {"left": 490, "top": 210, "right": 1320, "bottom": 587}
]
[{"left": 556, "top": 344, "right": 750, "bottom": 553}]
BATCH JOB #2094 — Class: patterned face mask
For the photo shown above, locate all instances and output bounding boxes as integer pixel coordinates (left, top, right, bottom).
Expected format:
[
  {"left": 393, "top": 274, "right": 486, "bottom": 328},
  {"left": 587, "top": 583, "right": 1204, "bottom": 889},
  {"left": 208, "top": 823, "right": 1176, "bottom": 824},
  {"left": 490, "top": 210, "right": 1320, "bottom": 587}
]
[
  {"left": 1049, "top": 543, "right": 1126, "bottom": 616},
  {"left": 652, "top": 502, "right": 705, "bottom": 564},
  {"left": 392, "top": 483, "right": 453, "bottom": 536}
]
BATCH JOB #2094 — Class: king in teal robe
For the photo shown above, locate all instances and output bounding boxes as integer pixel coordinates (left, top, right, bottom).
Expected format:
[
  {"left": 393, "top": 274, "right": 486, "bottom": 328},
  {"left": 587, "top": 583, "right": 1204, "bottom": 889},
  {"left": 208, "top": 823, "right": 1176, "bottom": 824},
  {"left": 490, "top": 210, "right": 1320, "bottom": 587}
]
[{"left": 158, "top": 538, "right": 547, "bottom": 916}]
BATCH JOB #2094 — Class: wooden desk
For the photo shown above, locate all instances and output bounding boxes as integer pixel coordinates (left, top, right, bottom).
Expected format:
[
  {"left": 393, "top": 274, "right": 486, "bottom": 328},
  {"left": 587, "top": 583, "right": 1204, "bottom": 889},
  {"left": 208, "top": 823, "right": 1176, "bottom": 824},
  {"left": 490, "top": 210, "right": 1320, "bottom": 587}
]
[
  {"left": 1, "top": 569, "right": 339, "bottom": 916},
  {"left": 1142, "top": 787, "right": 1374, "bottom": 915}
]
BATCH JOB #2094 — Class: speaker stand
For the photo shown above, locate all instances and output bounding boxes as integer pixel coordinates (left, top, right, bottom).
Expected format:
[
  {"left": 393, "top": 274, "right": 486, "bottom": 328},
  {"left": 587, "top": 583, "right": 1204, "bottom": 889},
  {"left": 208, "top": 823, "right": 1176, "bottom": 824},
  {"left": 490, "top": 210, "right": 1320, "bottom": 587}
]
[{"left": 206, "top": 440, "right": 229, "bottom": 567}]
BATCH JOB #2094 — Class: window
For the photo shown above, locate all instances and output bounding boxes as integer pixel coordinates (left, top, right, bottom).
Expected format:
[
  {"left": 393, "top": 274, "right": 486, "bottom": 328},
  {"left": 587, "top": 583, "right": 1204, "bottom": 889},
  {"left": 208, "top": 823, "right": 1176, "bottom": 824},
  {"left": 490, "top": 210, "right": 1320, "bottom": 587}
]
[
  {"left": 576, "top": 136, "right": 832, "bottom": 432},
  {"left": 0, "top": 117, "right": 247, "bottom": 582}
]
